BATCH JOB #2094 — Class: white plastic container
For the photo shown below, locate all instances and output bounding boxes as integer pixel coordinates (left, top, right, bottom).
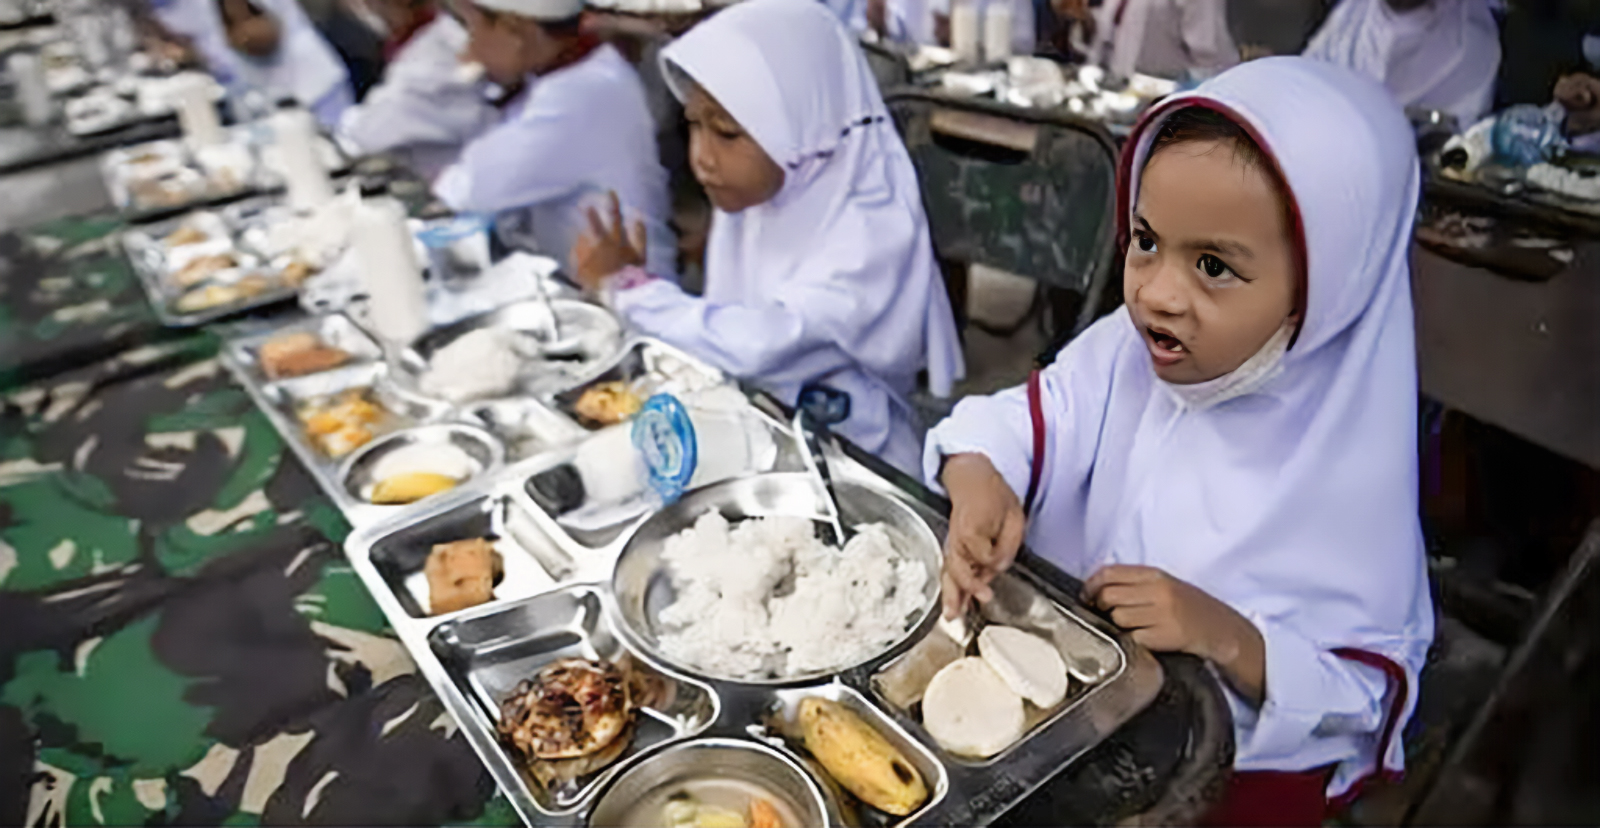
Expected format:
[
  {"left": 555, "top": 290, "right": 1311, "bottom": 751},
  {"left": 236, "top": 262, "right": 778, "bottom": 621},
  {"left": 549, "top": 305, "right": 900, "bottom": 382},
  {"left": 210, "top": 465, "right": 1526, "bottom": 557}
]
[
  {"left": 352, "top": 196, "right": 428, "bottom": 345},
  {"left": 983, "top": 0, "right": 1013, "bottom": 63},
  {"left": 950, "top": 0, "right": 981, "bottom": 64},
  {"left": 270, "top": 109, "right": 334, "bottom": 211},
  {"left": 8, "top": 53, "right": 53, "bottom": 127},
  {"left": 175, "top": 75, "right": 224, "bottom": 147}
]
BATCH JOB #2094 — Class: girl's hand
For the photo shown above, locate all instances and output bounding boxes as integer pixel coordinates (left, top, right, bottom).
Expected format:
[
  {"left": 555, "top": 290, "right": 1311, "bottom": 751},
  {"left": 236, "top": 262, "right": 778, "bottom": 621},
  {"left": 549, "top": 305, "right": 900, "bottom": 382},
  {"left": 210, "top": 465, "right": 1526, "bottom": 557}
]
[
  {"left": 573, "top": 191, "right": 647, "bottom": 292},
  {"left": 1084, "top": 564, "right": 1265, "bottom": 704},
  {"left": 1555, "top": 73, "right": 1600, "bottom": 136},
  {"left": 939, "top": 453, "right": 1027, "bottom": 619}
]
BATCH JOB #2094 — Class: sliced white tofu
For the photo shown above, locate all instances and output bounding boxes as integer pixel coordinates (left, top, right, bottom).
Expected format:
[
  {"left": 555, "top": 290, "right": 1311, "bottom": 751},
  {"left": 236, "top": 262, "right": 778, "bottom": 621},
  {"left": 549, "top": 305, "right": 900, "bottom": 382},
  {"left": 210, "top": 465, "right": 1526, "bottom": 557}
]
[
  {"left": 921, "top": 657, "right": 1024, "bottom": 758},
  {"left": 979, "top": 625, "right": 1070, "bottom": 708}
]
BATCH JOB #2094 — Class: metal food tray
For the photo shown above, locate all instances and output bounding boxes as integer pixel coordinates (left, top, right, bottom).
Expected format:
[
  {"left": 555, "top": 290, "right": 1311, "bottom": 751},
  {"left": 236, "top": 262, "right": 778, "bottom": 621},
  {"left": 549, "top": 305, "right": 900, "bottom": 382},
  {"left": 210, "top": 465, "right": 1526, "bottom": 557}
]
[
  {"left": 123, "top": 196, "right": 303, "bottom": 327},
  {"left": 397, "top": 298, "right": 628, "bottom": 402},
  {"left": 342, "top": 441, "right": 1164, "bottom": 827},
  {"left": 226, "top": 326, "right": 733, "bottom": 527},
  {"left": 102, "top": 127, "right": 350, "bottom": 221}
]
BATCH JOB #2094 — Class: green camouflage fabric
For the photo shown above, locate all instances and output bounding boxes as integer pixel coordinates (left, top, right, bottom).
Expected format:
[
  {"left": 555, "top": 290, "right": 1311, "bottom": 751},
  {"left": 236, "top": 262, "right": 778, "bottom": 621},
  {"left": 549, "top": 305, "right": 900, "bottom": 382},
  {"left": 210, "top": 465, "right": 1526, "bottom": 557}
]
[
  {"left": 0, "top": 213, "right": 180, "bottom": 392},
  {"left": 0, "top": 342, "right": 519, "bottom": 827}
]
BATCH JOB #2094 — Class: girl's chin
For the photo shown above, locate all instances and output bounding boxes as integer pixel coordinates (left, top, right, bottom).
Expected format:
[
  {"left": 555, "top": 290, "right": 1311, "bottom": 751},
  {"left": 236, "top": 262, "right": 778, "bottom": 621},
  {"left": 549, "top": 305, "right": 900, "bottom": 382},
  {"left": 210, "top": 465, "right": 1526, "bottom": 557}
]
[{"left": 1149, "top": 356, "right": 1227, "bottom": 385}]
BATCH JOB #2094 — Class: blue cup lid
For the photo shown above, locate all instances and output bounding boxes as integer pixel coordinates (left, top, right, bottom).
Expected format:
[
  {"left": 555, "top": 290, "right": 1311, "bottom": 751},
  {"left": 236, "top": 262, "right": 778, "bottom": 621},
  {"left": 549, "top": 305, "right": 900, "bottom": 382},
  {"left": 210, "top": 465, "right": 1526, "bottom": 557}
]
[
  {"left": 632, "top": 394, "right": 697, "bottom": 504},
  {"left": 417, "top": 214, "right": 491, "bottom": 247}
]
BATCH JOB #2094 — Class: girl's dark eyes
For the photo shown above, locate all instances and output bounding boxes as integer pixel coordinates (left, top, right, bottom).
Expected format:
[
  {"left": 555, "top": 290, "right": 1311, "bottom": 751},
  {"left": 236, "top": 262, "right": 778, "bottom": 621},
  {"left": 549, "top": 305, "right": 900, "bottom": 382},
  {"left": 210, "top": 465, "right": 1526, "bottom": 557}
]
[
  {"left": 1134, "top": 232, "right": 1156, "bottom": 252},
  {"left": 687, "top": 119, "right": 742, "bottom": 141},
  {"left": 1198, "top": 253, "right": 1230, "bottom": 279}
]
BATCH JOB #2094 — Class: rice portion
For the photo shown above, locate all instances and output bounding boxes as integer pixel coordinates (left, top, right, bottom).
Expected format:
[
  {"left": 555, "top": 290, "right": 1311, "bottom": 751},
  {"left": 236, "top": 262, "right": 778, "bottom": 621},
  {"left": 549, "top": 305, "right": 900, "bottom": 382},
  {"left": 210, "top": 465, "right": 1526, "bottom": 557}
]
[{"left": 655, "top": 511, "right": 930, "bottom": 680}]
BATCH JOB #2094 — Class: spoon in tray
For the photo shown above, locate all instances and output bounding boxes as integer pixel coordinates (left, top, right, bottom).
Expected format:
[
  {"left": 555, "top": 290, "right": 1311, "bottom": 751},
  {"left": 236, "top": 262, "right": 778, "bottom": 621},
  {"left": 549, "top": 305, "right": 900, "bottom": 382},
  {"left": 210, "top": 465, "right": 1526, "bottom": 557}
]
[{"left": 791, "top": 407, "right": 850, "bottom": 548}]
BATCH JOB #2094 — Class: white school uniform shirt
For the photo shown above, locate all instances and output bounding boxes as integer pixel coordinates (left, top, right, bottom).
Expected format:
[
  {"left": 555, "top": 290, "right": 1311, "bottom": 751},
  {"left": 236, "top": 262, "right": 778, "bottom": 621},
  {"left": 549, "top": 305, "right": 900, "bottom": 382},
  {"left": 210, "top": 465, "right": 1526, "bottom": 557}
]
[
  {"left": 606, "top": 0, "right": 965, "bottom": 478},
  {"left": 1095, "top": 0, "right": 1238, "bottom": 81},
  {"left": 885, "top": 0, "right": 937, "bottom": 46},
  {"left": 820, "top": 0, "right": 868, "bottom": 31},
  {"left": 433, "top": 44, "right": 677, "bottom": 277},
  {"left": 149, "top": 0, "right": 354, "bottom": 127},
  {"left": 1304, "top": 0, "right": 1501, "bottom": 126},
  {"left": 335, "top": 17, "right": 497, "bottom": 180},
  {"left": 925, "top": 57, "right": 1434, "bottom": 795}
]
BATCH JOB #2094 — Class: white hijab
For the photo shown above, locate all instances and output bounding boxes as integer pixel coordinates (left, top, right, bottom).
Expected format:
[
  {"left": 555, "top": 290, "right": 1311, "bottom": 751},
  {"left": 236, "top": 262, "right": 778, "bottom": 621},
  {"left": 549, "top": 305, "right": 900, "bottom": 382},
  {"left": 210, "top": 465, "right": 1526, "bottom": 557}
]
[
  {"left": 154, "top": 0, "right": 348, "bottom": 110},
  {"left": 658, "top": 0, "right": 965, "bottom": 400},
  {"left": 1304, "top": 0, "right": 1501, "bottom": 125},
  {"left": 1026, "top": 57, "right": 1432, "bottom": 788}
]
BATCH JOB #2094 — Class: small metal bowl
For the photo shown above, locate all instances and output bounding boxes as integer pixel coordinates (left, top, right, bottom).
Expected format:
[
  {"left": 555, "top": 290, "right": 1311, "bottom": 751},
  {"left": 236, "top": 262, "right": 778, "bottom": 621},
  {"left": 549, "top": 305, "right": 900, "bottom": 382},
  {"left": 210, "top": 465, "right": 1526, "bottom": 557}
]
[
  {"left": 586, "top": 737, "right": 831, "bottom": 828},
  {"left": 340, "top": 423, "right": 505, "bottom": 506},
  {"left": 610, "top": 473, "right": 943, "bottom": 686}
]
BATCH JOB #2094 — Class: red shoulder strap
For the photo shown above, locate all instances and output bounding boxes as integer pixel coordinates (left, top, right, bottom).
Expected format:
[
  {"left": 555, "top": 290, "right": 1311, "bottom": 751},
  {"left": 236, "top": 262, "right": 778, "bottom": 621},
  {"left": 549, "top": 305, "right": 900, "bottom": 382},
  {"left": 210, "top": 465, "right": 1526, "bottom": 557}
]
[{"left": 1025, "top": 369, "right": 1046, "bottom": 517}]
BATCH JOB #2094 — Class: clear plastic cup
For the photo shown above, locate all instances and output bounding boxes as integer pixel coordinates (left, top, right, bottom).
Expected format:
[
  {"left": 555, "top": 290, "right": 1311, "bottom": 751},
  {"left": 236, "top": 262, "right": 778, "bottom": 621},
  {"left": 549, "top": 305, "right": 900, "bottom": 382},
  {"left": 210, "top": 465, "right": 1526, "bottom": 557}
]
[{"left": 418, "top": 215, "right": 492, "bottom": 292}]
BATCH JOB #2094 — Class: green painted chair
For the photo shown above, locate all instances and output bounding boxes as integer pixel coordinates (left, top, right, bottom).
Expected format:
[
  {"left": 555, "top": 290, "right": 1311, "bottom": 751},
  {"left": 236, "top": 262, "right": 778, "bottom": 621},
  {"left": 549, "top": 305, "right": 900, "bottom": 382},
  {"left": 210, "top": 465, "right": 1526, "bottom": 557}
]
[
  {"left": 861, "top": 38, "right": 913, "bottom": 93},
  {"left": 885, "top": 90, "right": 1121, "bottom": 354}
]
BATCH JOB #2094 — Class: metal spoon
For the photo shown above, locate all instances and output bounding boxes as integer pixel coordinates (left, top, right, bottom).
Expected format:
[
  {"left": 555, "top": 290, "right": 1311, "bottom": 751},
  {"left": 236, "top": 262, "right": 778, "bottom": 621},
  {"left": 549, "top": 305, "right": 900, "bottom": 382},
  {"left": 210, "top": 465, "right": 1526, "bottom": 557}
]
[
  {"left": 531, "top": 272, "right": 587, "bottom": 359},
  {"left": 792, "top": 408, "right": 849, "bottom": 547}
]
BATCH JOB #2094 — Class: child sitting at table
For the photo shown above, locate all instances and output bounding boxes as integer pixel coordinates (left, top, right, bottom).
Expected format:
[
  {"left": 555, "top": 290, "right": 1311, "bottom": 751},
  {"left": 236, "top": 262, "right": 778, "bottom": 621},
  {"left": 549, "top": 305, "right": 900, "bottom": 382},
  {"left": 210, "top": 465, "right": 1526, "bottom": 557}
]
[
  {"left": 335, "top": 0, "right": 497, "bottom": 179},
  {"left": 431, "top": 0, "right": 677, "bottom": 277},
  {"left": 924, "top": 57, "right": 1433, "bottom": 825},
  {"left": 149, "top": 0, "right": 354, "bottom": 127},
  {"left": 572, "top": 0, "right": 965, "bottom": 478}
]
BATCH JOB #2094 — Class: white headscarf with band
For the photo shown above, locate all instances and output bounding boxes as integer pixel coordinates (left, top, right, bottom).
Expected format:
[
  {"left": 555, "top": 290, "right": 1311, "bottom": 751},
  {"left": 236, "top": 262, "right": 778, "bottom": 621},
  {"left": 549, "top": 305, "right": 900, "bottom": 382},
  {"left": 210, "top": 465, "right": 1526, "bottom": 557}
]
[
  {"left": 153, "top": 0, "right": 351, "bottom": 124},
  {"left": 1304, "top": 0, "right": 1501, "bottom": 125},
  {"left": 613, "top": 0, "right": 963, "bottom": 475},
  {"left": 926, "top": 56, "right": 1433, "bottom": 794}
]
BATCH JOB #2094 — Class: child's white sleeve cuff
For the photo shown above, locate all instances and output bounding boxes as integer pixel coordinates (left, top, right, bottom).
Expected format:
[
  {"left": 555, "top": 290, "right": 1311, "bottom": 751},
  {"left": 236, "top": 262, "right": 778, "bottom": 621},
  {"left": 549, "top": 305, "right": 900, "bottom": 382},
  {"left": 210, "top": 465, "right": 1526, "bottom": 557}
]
[
  {"left": 921, "top": 386, "right": 1035, "bottom": 501},
  {"left": 1231, "top": 614, "right": 1391, "bottom": 781}
]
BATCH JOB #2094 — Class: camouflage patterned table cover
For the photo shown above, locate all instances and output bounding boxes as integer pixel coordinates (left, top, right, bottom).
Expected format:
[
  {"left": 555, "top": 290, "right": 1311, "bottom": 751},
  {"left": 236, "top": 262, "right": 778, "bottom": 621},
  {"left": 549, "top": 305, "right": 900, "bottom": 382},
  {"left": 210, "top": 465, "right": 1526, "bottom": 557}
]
[
  {"left": 0, "top": 341, "right": 520, "bottom": 827},
  {"left": 0, "top": 212, "right": 182, "bottom": 392}
]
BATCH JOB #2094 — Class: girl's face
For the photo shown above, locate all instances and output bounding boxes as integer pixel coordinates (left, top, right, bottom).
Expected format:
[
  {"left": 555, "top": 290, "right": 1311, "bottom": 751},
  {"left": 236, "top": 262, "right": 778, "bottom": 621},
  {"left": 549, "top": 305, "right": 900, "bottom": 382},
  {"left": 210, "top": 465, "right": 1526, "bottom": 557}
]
[
  {"left": 462, "top": 5, "right": 547, "bottom": 86},
  {"left": 222, "top": 0, "right": 281, "bottom": 58},
  {"left": 684, "top": 84, "right": 784, "bottom": 213},
  {"left": 1125, "top": 138, "right": 1299, "bottom": 384}
]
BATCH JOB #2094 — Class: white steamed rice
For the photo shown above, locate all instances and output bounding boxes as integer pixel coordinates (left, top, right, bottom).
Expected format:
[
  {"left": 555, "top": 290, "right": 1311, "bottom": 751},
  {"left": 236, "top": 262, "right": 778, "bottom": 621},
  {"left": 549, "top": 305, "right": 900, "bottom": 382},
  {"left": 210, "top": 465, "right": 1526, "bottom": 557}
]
[{"left": 655, "top": 511, "right": 930, "bottom": 680}]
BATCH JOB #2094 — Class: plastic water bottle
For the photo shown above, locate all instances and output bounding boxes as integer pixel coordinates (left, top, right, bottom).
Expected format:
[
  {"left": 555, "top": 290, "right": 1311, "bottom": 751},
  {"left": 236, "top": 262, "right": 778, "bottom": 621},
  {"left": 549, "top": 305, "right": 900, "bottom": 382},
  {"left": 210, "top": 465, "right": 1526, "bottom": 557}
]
[
  {"left": 950, "top": 0, "right": 981, "bottom": 64},
  {"left": 982, "top": 0, "right": 1013, "bottom": 64},
  {"left": 1491, "top": 104, "right": 1567, "bottom": 168}
]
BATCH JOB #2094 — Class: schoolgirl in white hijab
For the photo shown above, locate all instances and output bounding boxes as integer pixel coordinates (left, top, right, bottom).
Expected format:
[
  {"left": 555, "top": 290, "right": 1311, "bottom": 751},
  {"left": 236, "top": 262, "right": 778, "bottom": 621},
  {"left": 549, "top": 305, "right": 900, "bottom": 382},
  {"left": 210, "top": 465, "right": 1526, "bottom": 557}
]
[
  {"left": 925, "top": 57, "right": 1433, "bottom": 822},
  {"left": 1304, "top": 0, "right": 1502, "bottom": 126},
  {"left": 574, "top": 0, "right": 965, "bottom": 478},
  {"left": 150, "top": 0, "right": 354, "bottom": 127},
  {"left": 1094, "top": 0, "right": 1239, "bottom": 82}
]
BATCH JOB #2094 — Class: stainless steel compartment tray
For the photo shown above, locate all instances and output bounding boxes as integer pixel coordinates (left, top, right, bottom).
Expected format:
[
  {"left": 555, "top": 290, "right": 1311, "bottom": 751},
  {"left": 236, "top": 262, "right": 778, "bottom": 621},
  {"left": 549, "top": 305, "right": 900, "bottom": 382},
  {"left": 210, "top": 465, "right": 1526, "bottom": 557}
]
[
  {"left": 341, "top": 443, "right": 1163, "bottom": 827},
  {"left": 552, "top": 339, "right": 727, "bottom": 429},
  {"left": 396, "top": 299, "right": 627, "bottom": 402},
  {"left": 222, "top": 312, "right": 384, "bottom": 387},
  {"left": 364, "top": 490, "right": 576, "bottom": 619},
  {"left": 122, "top": 197, "right": 300, "bottom": 327},
  {"left": 221, "top": 352, "right": 498, "bottom": 527},
  {"left": 424, "top": 586, "right": 722, "bottom": 818}
]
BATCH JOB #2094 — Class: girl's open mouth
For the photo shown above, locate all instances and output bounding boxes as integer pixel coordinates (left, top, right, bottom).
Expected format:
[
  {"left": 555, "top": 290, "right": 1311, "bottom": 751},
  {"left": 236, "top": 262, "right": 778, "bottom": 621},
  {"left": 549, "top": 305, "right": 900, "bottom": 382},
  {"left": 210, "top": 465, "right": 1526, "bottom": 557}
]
[{"left": 1145, "top": 326, "right": 1187, "bottom": 366}]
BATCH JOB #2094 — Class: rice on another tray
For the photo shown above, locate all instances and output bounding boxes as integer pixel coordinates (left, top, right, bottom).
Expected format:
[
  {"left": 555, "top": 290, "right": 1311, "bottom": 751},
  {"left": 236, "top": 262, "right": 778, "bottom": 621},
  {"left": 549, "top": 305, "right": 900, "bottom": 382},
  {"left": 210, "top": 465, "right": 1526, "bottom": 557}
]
[{"left": 656, "top": 511, "right": 930, "bottom": 680}]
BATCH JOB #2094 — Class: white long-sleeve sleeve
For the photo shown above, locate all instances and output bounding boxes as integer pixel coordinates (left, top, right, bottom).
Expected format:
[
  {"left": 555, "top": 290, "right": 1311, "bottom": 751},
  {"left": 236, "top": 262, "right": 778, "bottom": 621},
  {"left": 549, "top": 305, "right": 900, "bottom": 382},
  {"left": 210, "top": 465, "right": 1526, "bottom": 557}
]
[
  {"left": 609, "top": 278, "right": 866, "bottom": 387},
  {"left": 1178, "top": 0, "right": 1239, "bottom": 73},
  {"left": 921, "top": 382, "right": 1035, "bottom": 499},
  {"left": 433, "top": 100, "right": 583, "bottom": 215},
  {"left": 337, "top": 19, "right": 495, "bottom": 165},
  {"left": 1233, "top": 614, "right": 1421, "bottom": 792}
]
